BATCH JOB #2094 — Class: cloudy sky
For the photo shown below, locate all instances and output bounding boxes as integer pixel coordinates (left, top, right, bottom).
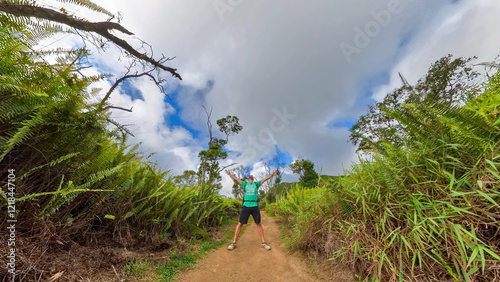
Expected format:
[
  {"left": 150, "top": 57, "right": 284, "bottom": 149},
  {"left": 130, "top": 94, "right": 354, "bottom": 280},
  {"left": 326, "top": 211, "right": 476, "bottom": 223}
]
[{"left": 41, "top": 0, "right": 500, "bottom": 195}]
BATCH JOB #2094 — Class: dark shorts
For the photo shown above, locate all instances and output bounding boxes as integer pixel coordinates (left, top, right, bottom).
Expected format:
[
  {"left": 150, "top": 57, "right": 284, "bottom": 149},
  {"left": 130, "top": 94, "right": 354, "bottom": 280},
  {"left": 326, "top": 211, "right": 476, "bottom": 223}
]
[{"left": 239, "top": 206, "right": 261, "bottom": 224}]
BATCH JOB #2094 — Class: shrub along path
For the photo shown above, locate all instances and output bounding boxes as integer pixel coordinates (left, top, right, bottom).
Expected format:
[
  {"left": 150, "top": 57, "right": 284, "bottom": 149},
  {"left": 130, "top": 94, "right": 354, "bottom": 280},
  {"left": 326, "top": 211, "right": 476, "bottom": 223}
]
[{"left": 175, "top": 213, "right": 353, "bottom": 282}]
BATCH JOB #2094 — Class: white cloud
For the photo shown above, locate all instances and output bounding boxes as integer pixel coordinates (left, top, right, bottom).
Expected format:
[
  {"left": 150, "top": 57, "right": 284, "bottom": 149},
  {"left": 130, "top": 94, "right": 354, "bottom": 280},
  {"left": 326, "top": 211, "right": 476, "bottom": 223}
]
[
  {"left": 373, "top": 0, "right": 500, "bottom": 101},
  {"left": 97, "top": 75, "right": 203, "bottom": 175},
  {"left": 64, "top": 0, "right": 500, "bottom": 196}
]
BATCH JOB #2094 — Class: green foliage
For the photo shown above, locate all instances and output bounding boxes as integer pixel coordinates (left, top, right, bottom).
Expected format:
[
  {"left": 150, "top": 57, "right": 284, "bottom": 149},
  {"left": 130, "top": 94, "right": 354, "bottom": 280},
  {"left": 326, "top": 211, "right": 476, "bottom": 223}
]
[
  {"left": 271, "top": 56, "right": 500, "bottom": 281},
  {"left": 0, "top": 23, "right": 237, "bottom": 250},
  {"left": 198, "top": 137, "right": 227, "bottom": 188},
  {"left": 199, "top": 240, "right": 226, "bottom": 253},
  {"left": 289, "top": 159, "right": 319, "bottom": 188},
  {"left": 125, "top": 259, "right": 151, "bottom": 278},
  {"left": 198, "top": 115, "right": 242, "bottom": 188},
  {"left": 217, "top": 115, "right": 243, "bottom": 140},
  {"left": 465, "top": 70, "right": 500, "bottom": 125},
  {"left": 56, "top": 0, "right": 114, "bottom": 16},
  {"left": 173, "top": 170, "right": 198, "bottom": 187},
  {"left": 350, "top": 55, "right": 481, "bottom": 152},
  {"left": 267, "top": 186, "right": 335, "bottom": 248},
  {"left": 158, "top": 252, "right": 197, "bottom": 282},
  {"left": 318, "top": 175, "right": 343, "bottom": 190}
]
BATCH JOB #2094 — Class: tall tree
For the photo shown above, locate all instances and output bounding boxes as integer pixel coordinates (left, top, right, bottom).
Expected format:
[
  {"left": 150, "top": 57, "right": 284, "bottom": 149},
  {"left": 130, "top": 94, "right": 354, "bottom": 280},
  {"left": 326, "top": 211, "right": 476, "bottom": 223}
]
[
  {"left": 198, "top": 108, "right": 242, "bottom": 190},
  {"left": 349, "top": 55, "right": 482, "bottom": 152},
  {"left": 289, "top": 159, "right": 318, "bottom": 188},
  {"left": 173, "top": 170, "right": 198, "bottom": 187}
]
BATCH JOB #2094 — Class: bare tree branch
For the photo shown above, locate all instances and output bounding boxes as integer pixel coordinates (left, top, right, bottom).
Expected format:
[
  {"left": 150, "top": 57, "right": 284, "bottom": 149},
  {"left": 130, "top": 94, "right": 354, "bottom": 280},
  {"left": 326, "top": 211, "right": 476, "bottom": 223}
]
[
  {"left": 106, "top": 118, "right": 135, "bottom": 137},
  {"left": 103, "top": 106, "right": 133, "bottom": 112},
  {"left": 99, "top": 71, "right": 155, "bottom": 106},
  {"left": 219, "top": 163, "right": 237, "bottom": 172},
  {"left": 199, "top": 105, "right": 214, "bottom": 192},
  {"left": 0, "top": 1, "right": 182, "bottom": 80},
  {"left": 317, "top": 167, "right": 322, "bottom": 187},
  {"left": 202, "top": 105, "right": 214, "bottom": 143}
]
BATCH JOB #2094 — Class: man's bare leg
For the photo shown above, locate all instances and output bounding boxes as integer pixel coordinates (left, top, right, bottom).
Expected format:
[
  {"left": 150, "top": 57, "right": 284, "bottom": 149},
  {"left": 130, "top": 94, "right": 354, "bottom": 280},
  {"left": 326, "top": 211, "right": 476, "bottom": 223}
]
[
  {"left": 256, "top": 223, "right": 272, "bottom": 250},
  {"left": 255, "top": 223, "right": 266, "bottom": 243},
  {"left": 228, "top": 222, "right": 244, "bottom": 250},
  {"left": 232, "top": 222, "right": 244, "bottom": 243}
]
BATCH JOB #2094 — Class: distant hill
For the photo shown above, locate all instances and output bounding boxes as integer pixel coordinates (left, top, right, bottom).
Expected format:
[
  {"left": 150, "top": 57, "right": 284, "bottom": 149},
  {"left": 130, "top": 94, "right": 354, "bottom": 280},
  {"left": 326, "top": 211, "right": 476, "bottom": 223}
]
[{"left": 262, "top": 175, "right": 343, "bottom": 204}]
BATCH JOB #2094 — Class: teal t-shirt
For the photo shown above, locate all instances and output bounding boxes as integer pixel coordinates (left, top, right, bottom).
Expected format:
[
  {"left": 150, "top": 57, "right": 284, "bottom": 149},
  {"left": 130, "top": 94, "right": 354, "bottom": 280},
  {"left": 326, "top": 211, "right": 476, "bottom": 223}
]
[{"left": 242, "top": 180, "right": 261, "bottom": 207}]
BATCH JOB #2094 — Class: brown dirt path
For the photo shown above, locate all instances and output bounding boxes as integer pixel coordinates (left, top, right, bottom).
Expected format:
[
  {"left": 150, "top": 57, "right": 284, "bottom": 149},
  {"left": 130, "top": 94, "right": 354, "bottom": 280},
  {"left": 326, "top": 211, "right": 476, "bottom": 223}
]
[{"left": 175, "top": 213, "right": 354, "bottom": 282}]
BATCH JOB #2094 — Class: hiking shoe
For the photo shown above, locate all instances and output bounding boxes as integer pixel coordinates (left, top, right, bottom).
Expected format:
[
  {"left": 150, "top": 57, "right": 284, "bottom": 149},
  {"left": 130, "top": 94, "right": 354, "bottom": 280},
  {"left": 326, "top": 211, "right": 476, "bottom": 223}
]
[
  {"left": 261, "top": 242, "right": 271, "bottom": 250},
  {"left": 228, "top": 242, "right": 236, "bottom": 250}
]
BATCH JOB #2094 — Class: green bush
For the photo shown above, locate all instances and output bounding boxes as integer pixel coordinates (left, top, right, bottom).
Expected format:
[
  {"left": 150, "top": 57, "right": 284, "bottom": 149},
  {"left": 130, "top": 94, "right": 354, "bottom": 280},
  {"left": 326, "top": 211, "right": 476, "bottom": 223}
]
[
  {"left": 271, "top": 61, "right": 500, "bottom": 281},
  {"left": 0, "top": 24, "right": 237, "bottom": 247}
]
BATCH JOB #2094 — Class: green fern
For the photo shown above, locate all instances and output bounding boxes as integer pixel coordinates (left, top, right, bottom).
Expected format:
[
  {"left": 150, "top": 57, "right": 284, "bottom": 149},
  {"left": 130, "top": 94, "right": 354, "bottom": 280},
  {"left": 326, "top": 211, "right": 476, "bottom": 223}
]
[
  {"left": 0, "top": 111, "right": 47, "bottom": 161},
  {"left": 55, "top": 0, "right": 114, "bottom": 17}
]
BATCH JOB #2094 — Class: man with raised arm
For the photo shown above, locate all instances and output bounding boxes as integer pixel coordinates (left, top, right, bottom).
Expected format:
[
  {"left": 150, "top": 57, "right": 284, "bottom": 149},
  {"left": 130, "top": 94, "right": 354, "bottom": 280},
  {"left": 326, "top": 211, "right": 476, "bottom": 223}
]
[{"left": 225, "top": 169, "right": 277, "bottom": 251}]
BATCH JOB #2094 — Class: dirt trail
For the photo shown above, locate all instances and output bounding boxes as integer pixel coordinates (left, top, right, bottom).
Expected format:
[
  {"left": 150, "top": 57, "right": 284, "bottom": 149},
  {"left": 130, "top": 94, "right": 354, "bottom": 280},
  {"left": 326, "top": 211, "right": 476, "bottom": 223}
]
[{"left": 175, "top": 213, "right": 354, "bottom": 282}]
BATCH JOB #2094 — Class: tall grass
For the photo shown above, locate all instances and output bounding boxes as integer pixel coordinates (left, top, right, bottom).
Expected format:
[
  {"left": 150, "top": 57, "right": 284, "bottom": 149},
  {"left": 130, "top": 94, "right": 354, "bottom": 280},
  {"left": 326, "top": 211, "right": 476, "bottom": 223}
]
[
  {"left": 0, "top": 22, "right": 239, "bottom": 248},
  {"left": 270, "top": 69, "right": 500, "bottom": 281},
  {"left": 267, "top": 186, "right": 336, "bottom": 250},
  {"left": 334, "top": 145, "right": 500, "bottom": 281}
]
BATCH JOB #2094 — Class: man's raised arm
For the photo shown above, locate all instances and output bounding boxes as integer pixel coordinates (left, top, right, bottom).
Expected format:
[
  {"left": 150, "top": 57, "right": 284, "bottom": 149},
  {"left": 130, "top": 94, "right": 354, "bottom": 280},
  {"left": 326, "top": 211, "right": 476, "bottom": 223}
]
[
  {"left": 261, "top": 170, "right": 277, "bottom": 184},
  {"left": 225, "top": 169, "right": 242, "bottom": 186}
]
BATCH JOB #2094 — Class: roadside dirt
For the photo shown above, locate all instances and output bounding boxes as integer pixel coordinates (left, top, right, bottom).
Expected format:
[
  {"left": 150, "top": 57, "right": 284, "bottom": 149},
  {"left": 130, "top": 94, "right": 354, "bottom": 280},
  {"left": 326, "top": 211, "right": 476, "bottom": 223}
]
[
  {"left": 1, "top": 213, "right": 354, "bottom": 281},
  {"left": 175, "top": 213, "right": 355, "bottom": 282}
]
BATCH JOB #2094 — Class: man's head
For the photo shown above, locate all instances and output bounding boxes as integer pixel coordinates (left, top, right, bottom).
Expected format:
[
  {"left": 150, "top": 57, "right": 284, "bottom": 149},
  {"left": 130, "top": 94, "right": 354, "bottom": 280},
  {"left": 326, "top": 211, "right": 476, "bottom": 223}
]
[{"left": 247, "top": 175, "right": 254, "bottom": 183}]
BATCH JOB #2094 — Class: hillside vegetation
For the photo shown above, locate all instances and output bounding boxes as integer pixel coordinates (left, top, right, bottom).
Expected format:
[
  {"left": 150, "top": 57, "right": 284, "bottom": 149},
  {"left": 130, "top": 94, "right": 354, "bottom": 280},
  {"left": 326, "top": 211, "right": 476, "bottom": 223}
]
[
  {"left": 268, "top": 57, "right": 500, "bottom": 281},
  {"left": 0, "top": 19, "right": 239, "bottom": 280},
  {"left": 2, "top": 2, "right": 500, "bottom": 281}
]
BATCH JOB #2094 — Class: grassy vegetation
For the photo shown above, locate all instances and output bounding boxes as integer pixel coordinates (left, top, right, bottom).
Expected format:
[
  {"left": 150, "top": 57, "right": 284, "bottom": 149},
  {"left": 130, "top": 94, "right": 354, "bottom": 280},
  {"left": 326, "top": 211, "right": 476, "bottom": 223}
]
[
  {"left": 269, "top": 60, "right": 500, "bottom": 281},
  {"left": 157, "top": 219, "right": 238, "bottom": 281},
  {"left": 125, "top": 259, "right": 152, "bottom": 278},
  {"left": 261, "top": 176, "right": 341, "bottom": 210},
  {"left": 3, "top": 5, "right": 499, "bottom": 281},
  {"left": 0, "top": 20, "right": 240, "bottom": 280},
  {"left": 119, "top": 218, "right": 239, "bottom": 281}
]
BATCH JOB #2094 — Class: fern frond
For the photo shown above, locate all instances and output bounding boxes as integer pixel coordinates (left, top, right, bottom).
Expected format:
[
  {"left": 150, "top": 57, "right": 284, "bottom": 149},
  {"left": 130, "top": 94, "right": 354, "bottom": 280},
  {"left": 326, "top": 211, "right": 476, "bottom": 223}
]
[
  {"left": 55, "top": 0, "right": 114, "bottom": 17},
  {"left": 0, "top": 111, "right": 46, "bottom": 162},
  {"left": 0, "top": 14, "right": 68, "bottom": 43},
  {"left": 0, "top": 75, "right": 48, "bottom": 97},
  {"left": 20, "top": 152, "right": 80, "bottom": 180}
]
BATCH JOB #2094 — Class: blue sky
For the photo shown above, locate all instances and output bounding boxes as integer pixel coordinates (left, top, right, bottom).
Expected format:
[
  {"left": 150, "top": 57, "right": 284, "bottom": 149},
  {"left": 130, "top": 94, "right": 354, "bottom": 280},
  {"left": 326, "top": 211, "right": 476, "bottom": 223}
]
[
  {"left": 61, "top": 0, "right": 500, "bottom": 195},
  {"left": 163, "top": 87, "right": 200, "bottom": 140}
]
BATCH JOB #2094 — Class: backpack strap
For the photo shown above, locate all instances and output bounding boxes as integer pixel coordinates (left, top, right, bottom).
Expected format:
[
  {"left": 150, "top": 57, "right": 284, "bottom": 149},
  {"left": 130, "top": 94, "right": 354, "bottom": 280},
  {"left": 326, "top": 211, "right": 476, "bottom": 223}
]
[{"left": 241, "top": 181, "right": 246, "bottom": 206}]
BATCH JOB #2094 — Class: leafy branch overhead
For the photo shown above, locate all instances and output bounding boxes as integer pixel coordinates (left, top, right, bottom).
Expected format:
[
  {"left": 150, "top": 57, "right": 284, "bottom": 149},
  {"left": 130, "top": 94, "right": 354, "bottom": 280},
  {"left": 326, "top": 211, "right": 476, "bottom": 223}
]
[
  {"left": 349, "top": 55, "right": 481, "bottom": 152},
  {"left": 0, "top": 0, "right": 182, "bottom": 80}
]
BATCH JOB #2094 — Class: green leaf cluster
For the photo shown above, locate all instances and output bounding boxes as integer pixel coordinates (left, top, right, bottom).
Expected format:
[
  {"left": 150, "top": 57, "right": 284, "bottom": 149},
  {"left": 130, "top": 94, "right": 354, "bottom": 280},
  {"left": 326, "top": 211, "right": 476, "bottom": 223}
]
[
  {"left": 0, "top": 22, "right": 238, "bottom": 250},
  {"left": 288, "top": 159, "right": 319, "bottom": 188},
  {"left": 271, "top": 56, "right": 500, "bottom": 281}
]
